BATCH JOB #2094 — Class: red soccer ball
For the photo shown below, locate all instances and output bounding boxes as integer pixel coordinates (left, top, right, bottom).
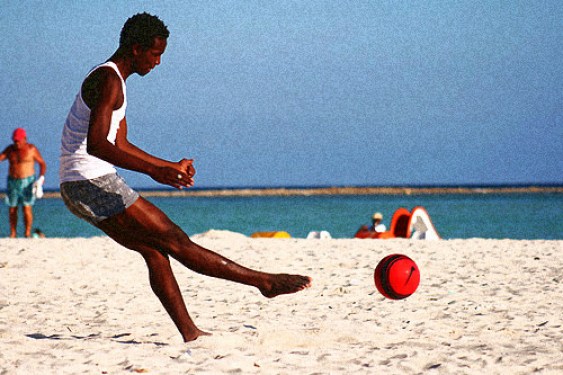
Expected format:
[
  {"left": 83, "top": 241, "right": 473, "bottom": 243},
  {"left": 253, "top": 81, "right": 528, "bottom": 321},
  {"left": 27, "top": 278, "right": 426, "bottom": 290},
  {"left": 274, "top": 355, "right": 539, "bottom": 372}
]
[{"left": 374, "top": 254, "right": 420, "bottom": 300}]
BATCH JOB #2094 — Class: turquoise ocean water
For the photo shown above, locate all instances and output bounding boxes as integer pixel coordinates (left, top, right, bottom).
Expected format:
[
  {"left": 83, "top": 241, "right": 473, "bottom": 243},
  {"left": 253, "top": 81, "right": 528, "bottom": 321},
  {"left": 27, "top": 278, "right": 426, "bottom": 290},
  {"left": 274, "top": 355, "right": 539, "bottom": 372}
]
[{"left": 3, "top": 192, "right": 562, "bottom": 240}]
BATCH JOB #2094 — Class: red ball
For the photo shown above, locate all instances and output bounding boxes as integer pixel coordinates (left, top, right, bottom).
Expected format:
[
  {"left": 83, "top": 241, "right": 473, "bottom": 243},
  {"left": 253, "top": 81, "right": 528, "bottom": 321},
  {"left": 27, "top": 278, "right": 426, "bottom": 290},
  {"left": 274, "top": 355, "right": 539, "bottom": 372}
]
[{"left": 374, "top": 254, "right": 420, "bottom": 299}]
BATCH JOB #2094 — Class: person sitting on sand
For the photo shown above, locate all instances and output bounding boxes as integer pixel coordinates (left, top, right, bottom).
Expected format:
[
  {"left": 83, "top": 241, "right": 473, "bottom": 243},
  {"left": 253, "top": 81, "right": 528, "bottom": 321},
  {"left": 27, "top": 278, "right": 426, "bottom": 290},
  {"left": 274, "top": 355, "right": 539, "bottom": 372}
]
[
  {"left": 32, "top": 228, "right": 46, "bottom": 238},
  {"left": 369, "top": 212, "right": 387, "bottom": 232},
  {"left": 59, "top": 13, "right": 311, "bottom": 343},
  {"left": 358, "top": 212, "right": 387, "bottom": 233}
]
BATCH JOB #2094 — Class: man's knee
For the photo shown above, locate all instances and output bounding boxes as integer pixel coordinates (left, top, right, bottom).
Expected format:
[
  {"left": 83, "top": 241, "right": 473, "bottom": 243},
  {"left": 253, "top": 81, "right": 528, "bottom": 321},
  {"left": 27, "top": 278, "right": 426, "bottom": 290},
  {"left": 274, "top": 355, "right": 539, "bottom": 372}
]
[{"left": 149, "top": 224, "right": 191, "bottom": 256}]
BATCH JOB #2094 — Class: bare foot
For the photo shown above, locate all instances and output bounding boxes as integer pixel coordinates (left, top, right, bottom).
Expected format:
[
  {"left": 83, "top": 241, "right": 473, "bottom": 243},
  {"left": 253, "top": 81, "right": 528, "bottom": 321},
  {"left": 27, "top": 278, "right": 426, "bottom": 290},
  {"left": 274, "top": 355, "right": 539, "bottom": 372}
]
[
  {"left": 260, "top": 274, "right": 312, "bottom": 298},
  {"left": 182, "top": 328, "right": 212, "bottom": 343}
]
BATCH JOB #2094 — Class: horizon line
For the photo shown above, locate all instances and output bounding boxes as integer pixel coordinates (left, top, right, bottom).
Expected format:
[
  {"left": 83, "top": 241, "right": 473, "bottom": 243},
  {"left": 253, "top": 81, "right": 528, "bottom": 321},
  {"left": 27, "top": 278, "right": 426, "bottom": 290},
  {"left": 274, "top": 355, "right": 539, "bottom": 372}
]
[{"left": 4, "top": 183, "right": 562, "bottom": 199}]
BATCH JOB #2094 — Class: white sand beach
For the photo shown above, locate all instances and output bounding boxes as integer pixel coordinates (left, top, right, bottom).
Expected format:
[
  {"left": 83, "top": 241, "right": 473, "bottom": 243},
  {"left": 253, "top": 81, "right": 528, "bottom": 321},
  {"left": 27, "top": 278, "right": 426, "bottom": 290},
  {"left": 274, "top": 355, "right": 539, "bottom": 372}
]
[{"left": 1, "top": 232, "right": 561, "bottom": 374}]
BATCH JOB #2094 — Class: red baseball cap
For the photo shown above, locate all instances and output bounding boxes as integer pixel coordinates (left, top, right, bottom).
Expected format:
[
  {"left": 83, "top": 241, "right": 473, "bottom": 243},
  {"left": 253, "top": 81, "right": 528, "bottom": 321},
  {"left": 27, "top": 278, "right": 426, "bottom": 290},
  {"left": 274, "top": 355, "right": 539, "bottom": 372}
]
[{"left": 12, "top": 128, "right": 27, "bottom": 141}]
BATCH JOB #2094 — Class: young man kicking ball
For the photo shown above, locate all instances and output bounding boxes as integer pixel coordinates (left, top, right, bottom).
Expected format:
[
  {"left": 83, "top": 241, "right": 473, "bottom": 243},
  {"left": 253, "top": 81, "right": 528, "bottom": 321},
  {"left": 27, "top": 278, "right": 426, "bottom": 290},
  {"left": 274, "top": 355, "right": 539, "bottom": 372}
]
[{"left": 59, "top": 13, "right": 311, "bottom": 342}]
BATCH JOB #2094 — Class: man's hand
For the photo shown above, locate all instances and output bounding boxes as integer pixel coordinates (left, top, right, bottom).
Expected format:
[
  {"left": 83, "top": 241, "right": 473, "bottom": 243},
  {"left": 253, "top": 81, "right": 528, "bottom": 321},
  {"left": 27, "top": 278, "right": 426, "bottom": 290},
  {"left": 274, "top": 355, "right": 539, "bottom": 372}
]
[
  {"left": 179, "top": 159, "right": 195, "bottom": 179},
  {"left": 33, "top": 175, "right": 45, "bottom": 198},
  {"left": 151, "top": 165, "right": 194, "bottom": 189}
]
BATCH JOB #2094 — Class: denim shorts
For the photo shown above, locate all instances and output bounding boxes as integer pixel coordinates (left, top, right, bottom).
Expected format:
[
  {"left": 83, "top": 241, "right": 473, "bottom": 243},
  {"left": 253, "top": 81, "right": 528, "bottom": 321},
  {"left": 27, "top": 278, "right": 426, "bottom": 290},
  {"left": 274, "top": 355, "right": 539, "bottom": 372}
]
[{"left": 60, "top": 173, "right": 139, "bottom": 225}]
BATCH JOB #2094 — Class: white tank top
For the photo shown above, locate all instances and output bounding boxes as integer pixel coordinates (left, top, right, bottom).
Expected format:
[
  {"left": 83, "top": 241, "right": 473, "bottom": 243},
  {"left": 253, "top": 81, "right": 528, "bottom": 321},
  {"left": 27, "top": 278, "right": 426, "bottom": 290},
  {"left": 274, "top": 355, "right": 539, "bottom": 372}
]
[{"left": 59, "top": 61, "right": 126, "bottom": 183}]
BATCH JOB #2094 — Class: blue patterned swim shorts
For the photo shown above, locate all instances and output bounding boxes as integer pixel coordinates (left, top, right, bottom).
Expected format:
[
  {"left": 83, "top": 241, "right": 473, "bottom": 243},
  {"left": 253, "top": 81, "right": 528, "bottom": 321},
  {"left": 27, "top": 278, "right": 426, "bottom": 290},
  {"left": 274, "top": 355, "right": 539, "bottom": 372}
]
[
  {"left": 5, "top": 175, "right": 36, "bottom": 207},
  {"left": 60, "top": 173, "right": 139, "bottom": 225}
]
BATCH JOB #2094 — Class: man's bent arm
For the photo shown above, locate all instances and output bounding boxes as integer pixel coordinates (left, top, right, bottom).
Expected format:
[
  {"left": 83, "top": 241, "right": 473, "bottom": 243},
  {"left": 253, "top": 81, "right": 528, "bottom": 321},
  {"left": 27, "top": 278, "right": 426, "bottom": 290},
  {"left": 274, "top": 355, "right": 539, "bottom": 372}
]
[
  {"left": 33, "top": 146, "right": 47, "bottom": 177},
  {"left": 85, "top": 69, "right": 190, "bottom": 188},
  {"left": 114, "top": 117, "right": 185, "bottom": 170}
]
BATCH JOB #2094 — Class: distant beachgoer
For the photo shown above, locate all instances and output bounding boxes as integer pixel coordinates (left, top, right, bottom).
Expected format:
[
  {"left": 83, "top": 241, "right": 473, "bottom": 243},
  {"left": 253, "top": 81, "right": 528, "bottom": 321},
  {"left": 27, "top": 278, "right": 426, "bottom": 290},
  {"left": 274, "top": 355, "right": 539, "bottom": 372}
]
[
  {"left": 32, "top": 228, "right": 46, "bottom": 238},
  {"left": 59, "top": 13, "right": 311, "bottom": 342},
  {"left": 370, "top": 212, "right": 387, "bottom": 232},
  {"left": 0, "top": 128, "right": 47, "bottom": 238},
  {"left": 357, "top": 212, "right": 387, "bottom": 233}
]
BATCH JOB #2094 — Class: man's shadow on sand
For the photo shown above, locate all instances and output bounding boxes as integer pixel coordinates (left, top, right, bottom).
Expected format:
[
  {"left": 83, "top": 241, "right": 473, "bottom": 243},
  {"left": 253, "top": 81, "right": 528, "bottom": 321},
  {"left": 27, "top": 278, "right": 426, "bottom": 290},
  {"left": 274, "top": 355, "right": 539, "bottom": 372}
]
[{"left": 26, "top": 332, "right": 168, "bottom": 346}]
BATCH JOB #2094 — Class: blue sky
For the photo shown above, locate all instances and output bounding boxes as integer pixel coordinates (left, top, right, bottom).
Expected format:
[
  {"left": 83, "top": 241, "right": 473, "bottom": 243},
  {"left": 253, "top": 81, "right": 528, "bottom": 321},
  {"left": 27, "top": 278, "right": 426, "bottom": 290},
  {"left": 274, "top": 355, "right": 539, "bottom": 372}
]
[{"left": 1, "top": 1, "right": 561, "bottom": 190}]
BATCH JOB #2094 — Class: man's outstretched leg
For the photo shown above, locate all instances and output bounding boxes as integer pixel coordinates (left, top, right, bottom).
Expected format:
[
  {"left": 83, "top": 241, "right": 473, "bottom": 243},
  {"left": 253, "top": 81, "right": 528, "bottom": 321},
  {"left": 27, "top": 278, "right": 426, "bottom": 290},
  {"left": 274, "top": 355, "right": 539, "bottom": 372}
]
[
  {"left": 168, "top": 238, "right": 312, "bottom": 298},
  {"left": 99, "top": 197, "right": 312, "bottom": 295},
  {"left": 97, "top": 197, "right": 311, "bottom": 341}
]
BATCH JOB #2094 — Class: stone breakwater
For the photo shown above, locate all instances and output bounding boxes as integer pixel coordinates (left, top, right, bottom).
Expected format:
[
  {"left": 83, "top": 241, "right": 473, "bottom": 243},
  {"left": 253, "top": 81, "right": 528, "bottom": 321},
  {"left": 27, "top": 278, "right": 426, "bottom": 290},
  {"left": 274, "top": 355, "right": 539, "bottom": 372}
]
[{"left": 21, "top": 185, "right": 563, "bottom": 199}]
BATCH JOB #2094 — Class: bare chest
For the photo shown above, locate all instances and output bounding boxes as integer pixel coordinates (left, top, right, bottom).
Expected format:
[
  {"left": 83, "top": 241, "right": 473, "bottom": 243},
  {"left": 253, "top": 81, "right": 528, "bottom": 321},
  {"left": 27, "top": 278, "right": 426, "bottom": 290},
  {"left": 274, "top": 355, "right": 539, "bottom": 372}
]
[{"left": 8, "top": 147, "right": 33, "bottom": 164}]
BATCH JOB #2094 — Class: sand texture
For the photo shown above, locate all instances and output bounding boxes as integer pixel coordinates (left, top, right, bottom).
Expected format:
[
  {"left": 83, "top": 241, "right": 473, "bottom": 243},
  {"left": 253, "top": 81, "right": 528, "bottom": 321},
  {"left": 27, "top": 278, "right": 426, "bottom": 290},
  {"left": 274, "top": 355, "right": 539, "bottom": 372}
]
[{"left": 1, "top": 232, "right": 562, "bottom": 374}]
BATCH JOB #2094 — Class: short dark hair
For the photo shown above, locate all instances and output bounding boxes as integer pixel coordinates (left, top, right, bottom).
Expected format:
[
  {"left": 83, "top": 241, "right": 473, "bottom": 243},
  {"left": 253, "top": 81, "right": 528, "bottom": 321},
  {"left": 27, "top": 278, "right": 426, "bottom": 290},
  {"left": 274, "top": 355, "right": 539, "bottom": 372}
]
[{"left": 119, "top": 12, "right": 169, "bottom": 49}]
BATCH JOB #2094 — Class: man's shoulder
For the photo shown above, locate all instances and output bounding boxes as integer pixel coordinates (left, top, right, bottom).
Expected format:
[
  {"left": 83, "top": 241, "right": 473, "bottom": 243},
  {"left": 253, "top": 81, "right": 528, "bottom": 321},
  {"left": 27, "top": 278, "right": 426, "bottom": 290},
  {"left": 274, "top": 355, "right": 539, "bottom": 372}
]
[
  {"left": 0, "top": 145, "right": 16, "bottom": 161},
  {"left": 82, "top": 65, "right": 123, "bottom": 107},
  {"left": 85, "top": 65, "right": 121, "bottom": 85},
  {"left": 2, "top": 144, "right": 16, "bottom": 153}
]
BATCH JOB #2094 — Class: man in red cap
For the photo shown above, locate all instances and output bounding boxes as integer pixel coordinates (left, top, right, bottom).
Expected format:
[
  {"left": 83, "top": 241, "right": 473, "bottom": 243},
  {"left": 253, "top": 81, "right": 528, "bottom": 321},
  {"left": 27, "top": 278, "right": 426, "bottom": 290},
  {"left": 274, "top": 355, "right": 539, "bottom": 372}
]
[{"left": 0, "top": 128, "right": 47, "bottom": 237}]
